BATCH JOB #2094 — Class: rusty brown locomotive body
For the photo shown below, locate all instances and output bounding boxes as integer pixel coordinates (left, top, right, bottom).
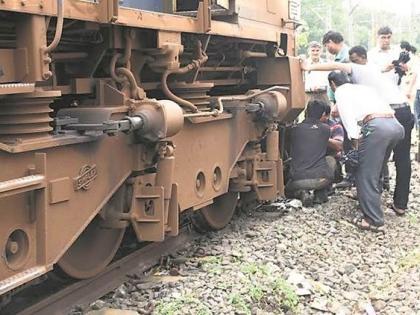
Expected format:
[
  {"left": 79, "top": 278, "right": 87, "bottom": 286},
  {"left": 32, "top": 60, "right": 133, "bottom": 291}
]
[{"left": 0, "top": 0, "right": 304, "bottom": 296}]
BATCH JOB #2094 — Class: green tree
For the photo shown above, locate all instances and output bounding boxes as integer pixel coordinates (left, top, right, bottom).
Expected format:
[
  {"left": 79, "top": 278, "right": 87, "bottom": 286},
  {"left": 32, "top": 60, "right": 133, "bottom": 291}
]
[
  {"left": 298, "top": 0, "right": 347, "bottom": 55},
  {"left": 298, "top": 0, "right": 420, "bottom": 54}
]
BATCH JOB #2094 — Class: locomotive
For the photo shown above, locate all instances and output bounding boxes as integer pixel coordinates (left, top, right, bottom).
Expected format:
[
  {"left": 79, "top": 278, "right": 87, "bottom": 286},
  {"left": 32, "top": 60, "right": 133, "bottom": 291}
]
[{"left": 0, "top": 0, "right": 304, "bottom": 296}]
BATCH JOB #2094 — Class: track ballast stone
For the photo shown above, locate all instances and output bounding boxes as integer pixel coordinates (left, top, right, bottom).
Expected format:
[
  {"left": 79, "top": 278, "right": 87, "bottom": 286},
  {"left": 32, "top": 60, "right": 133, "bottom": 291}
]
[{"left": 75, "top": 160, "right": 420, "bottom": 315}]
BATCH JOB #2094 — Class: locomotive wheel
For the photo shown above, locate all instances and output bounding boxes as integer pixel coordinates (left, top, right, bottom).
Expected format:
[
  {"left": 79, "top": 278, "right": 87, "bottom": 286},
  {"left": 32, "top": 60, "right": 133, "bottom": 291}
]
[
  {"left": 192, "top": 192, "right": 239, "bottom": 232},
  {"left": 57, "top": 186, "right": 127, "bottom": 279}
]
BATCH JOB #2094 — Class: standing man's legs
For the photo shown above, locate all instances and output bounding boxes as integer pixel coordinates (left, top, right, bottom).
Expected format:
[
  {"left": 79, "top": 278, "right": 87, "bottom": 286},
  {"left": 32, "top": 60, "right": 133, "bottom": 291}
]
[
  {"left": 414, "top": 90, "right": 420, "bottom": 128},
  {"left": 393, "top": 107, "right": 415, "bottom": 210},
  {"left": 357, "top": 132, "right": 387, "bottom": 226},
  {"left": 356, "top": 119, "right": 404, "bottom": 226}
]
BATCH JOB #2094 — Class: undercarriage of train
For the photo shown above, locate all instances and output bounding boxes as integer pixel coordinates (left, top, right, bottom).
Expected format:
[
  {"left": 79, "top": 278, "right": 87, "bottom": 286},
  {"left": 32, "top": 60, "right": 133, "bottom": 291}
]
[{"left": 0, "top": 0, "right": 304, "bottom": 299}]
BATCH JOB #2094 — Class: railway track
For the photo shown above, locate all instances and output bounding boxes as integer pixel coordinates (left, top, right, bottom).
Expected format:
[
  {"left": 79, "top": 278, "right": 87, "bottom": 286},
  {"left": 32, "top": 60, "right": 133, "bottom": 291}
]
[{"left": 1, "top": 230, "right": 196, "bottom": 315}]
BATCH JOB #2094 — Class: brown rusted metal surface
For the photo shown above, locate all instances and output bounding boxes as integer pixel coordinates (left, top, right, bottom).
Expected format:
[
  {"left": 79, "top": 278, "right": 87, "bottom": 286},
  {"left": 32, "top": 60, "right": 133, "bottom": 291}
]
[
  {"left": 0, "top": 0, "right": 304, "bottom": 301},
  {"left": 0, "top": 91, "right": 58, "bottom": 142}
]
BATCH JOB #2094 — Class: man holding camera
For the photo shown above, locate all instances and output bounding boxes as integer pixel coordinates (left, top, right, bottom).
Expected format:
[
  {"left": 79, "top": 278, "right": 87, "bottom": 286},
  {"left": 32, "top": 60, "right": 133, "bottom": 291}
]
[
  {"left": 367, "top": 26, "right": 400, "bottom": 85},
  {"left": 368, "top": 27, "right": 415, "bottom": 216}
]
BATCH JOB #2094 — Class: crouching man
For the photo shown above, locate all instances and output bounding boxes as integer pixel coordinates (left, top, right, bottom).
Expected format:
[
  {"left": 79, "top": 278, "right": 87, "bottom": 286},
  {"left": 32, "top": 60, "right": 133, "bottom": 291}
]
[
  {"left": 286, "top": 100, "right": 336, "bottom": 207},
  {"left": 328, "top": 71, "right": 404, "bottom": 232}
]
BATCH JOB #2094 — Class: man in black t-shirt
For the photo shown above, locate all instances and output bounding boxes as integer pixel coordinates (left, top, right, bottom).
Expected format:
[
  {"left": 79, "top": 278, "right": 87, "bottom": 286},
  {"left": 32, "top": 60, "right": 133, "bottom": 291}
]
[{"left": 286, "top": 100, "right": 335, "bottom": 206}]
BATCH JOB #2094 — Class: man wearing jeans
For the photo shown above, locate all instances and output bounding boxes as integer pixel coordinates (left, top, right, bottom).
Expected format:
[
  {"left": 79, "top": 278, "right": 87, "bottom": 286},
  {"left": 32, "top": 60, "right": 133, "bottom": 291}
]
[
  {"left": 302, "top": 47, "right": 415, "bottom": 215},
  {"left": 328, "top": 71, "right": 404, "bottom": 231}
]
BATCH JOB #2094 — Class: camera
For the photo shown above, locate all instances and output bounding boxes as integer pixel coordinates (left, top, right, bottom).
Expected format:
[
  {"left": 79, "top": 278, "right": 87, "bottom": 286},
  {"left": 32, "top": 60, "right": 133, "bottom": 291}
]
[{"left": 392, "top": 51, "right": 410, "bottom": 85}]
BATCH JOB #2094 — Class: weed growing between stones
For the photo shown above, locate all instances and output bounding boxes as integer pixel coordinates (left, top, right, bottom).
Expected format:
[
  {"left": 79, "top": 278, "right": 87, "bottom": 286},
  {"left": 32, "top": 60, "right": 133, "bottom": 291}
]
[
  {"left": 272, "top": 277, "right": 299, "bottom": 312},
  {"left": 238, "top": 261, "right": 299, "bottom": 313},
  {"left": 248, "top": 285, "right": 264, "bottom": 302},
  {"left": 228, "top": 292, "right": 251, "bottom": 315},
  {"left": 407, "top": 211, "right": 418, "bottom": 225},
  {"left": 155, "top": 294, "right": 211, "bottom": 315},
  {"left": 398, "top": 249, "right": 420, "bottom": 270}
]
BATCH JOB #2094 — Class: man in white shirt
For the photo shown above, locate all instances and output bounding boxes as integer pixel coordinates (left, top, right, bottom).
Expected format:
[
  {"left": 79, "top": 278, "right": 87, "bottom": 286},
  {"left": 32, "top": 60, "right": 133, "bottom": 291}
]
[
  {"left": 328, "top": 71, "right": 404, "bottom": 231},
  {"left": 304, "top": 41, "right": 329, "bottom": 104},
  {"left": 367, "top": 26, "right": 400, "bottom": 86}
]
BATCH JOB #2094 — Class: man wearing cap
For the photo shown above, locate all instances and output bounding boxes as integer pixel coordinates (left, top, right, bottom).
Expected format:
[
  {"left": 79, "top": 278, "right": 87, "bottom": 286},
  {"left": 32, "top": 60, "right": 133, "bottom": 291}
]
[{"left": 304, "top": 41, "right": 329, "bottom": 104}]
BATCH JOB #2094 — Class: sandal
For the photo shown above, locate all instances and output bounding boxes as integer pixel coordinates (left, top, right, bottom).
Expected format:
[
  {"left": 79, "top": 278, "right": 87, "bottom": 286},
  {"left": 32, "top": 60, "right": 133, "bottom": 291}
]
[
  {"left": 351, "top": 216, "right": 385, "bottom": 233},
  {"left": 390, "top": 204, "right": 406, "bottom": 216}
]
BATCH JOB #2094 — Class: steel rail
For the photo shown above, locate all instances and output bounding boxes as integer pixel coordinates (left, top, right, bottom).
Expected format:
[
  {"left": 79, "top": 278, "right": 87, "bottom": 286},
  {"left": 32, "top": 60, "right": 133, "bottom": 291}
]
[{"left": 2, "top": 230, "right": 195, "bottom": 315}]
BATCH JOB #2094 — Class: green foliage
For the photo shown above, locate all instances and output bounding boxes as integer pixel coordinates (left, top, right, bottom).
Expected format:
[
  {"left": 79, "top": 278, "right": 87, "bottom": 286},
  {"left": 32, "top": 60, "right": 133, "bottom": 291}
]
[
  {"left": 155, "top": 294, "right": 211, "bottom": 315},
  {"left": 240, "top": 262, "right": 269, "bottom": 276},
  {"left": 200, "top": 255, "right": 223, "bottom": 274},
  {"left": 200, "top": 255, "right": 222, "bottom": 265},
  {"left": 407, "top": 212, "right": 418, "bottom": 225},
  {"left": 229, "top": 293, "right": 251, "bottom": 315},
  {"left": 248, "top": 285, "right": 264, "bottom": 302},
  {"left": 272, "top": 277, "right": 299, "bottom": 312},
  {"left": 298, "top": 0, "right": 420, "bottom": 55},
  {"left": 297, "top": 32, "right": 309, "bottom": 55},
  {"left": 238, "top": 262, "right": 299, "bottom": 312},
  {"left": 276, "top": 225, "right": 283, "bottom": 238},
  {"left": 298, "top": 0, "right": 346, "bottom": 54},
  {"left": 398, "top": 250, "right": 420, "bottom": 270}
]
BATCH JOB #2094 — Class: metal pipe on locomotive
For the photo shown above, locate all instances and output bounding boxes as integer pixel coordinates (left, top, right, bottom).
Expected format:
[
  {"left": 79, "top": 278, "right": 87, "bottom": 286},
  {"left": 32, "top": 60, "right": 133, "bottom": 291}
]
[{"left": 0, "top": 0, "right": 304, "bottom": 297}]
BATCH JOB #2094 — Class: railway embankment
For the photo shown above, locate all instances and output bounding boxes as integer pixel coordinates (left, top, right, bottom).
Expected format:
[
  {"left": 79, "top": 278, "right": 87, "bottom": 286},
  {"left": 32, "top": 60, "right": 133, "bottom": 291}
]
[{"left": 78, "top": 151, "right": 420, "bottom": 315}]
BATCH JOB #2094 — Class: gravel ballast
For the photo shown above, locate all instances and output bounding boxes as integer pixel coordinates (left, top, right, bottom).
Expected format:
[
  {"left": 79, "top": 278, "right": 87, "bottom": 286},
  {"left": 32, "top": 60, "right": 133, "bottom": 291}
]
[{"left": 75, "top": 157, "right": 420, "bottom": 315}]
